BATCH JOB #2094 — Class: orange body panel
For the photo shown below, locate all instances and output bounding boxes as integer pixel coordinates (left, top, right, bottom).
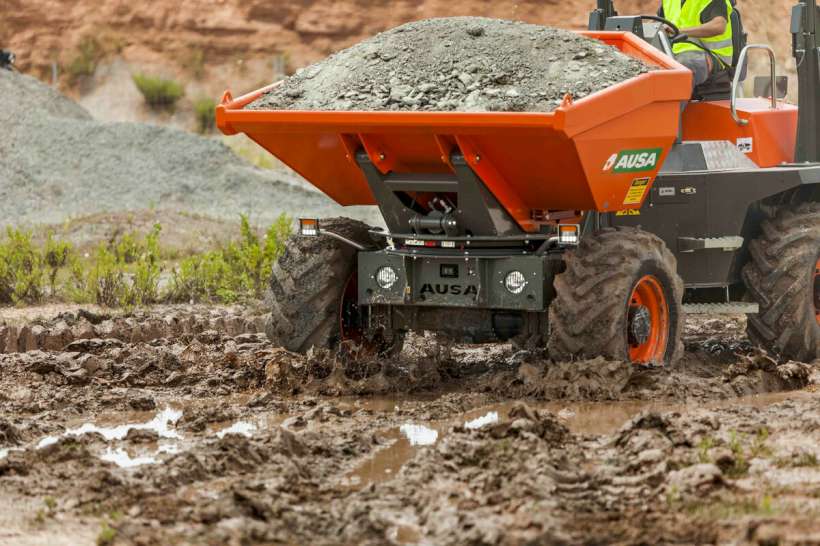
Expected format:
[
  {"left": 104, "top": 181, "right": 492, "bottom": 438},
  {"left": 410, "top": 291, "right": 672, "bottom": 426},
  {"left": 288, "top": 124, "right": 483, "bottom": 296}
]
[
  {"left": 682, "top": 99, "right": 798, "bottom": 166},
  {"left": 217, "top": 32, "right": 692, "bottom": 232}
]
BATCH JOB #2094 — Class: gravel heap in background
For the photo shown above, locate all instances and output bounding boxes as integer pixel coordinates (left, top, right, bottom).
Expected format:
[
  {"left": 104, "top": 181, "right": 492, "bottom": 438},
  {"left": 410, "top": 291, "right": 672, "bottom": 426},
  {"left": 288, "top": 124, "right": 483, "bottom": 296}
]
[
  {"left": 0, "top": 70, "right": 377, "bottom": 227},
  {"left": 248, "top": 17, "right": 650, "bottom": 113}
]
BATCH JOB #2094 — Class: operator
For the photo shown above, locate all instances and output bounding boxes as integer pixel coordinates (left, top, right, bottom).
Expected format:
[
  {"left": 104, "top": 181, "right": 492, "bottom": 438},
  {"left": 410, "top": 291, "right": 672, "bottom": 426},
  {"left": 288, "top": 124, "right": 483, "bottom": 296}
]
[{"left": 658, "top": 0, "right": 734, "bottom": 91}]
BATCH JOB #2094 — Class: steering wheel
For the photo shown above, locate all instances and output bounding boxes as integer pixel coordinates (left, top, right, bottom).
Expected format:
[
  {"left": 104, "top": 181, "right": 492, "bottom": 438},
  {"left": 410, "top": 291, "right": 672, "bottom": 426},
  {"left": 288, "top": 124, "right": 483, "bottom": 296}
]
[{"left": 638, "top": 15, "right": 683, "bottom": 40}]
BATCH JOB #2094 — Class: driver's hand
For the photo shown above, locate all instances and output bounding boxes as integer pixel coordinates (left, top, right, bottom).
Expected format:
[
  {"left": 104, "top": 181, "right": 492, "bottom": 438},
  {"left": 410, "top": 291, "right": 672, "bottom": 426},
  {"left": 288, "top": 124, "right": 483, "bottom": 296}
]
[{"left": 664, "top": 25, "right": 675, "bottom": 36}]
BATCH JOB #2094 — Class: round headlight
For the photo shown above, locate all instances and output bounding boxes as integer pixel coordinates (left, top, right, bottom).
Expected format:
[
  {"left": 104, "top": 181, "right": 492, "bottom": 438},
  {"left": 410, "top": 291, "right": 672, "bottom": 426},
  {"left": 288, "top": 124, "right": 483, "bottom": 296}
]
[
  {"left": 504, "top": 271, "right": 527, "bottom": 294},
  {"left": 375, "top": 266, "right": 398, "bottom": 289}
]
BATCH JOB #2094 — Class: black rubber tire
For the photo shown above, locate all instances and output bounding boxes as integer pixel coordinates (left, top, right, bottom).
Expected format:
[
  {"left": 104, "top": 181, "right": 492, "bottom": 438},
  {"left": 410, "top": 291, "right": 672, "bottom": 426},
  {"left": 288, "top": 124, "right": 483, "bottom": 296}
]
[
  {"left": 547, "top": 227, "right": 684, "bottom": 364},
  {"left": 742, "top": 202, "right": 820, "bottom": 361},
  {"left": 266, "top": 217, "right": 403, "bottom": 355}
]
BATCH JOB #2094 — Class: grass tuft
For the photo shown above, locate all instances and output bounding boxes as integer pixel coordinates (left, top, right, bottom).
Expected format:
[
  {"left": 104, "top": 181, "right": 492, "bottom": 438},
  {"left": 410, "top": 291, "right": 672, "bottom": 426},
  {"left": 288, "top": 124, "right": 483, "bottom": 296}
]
[
  {"left": 96, "top": 522, "right": 117, "bottom": 546},
  {"left": 132, "top": 73, "right": 185, "bottom": 110},
  {"left": 67, "top": 36, "right": 103, "bottom": 83},
  {"left": 193, "top": 97, "right": 217, "bottom": 133}
]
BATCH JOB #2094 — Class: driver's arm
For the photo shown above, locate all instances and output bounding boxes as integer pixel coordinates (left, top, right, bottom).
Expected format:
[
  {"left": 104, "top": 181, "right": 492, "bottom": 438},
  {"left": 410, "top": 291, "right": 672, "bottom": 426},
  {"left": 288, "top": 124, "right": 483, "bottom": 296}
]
[{"left": 680, "top": 16, "right": 728, "bottom": 38}]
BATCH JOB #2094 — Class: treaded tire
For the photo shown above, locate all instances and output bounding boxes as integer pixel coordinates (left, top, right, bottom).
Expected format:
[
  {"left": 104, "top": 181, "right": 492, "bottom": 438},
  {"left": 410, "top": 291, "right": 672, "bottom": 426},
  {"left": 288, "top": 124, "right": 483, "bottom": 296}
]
[
  {"left": 548, "top": 227, "right": 684, "bottom": 364},
  {"left": 266, "top": 217, "right": 372, "bottom": 353},
  {"left": 742, "top": 202, "right": 820, "bottom": 361}
]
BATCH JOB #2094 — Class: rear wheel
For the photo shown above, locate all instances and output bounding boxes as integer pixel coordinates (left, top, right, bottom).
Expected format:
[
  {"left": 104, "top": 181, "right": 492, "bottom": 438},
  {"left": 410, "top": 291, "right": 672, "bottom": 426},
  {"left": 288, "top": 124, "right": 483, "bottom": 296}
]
[
  {"left": 266, "top": 217, "right": 403, "bottom": 355},
  {"left": 742, "top": 202, "right": 820, "bottom": 361},
  {"left": 548, "top": 227, "right": 683, "bottom": 365}
]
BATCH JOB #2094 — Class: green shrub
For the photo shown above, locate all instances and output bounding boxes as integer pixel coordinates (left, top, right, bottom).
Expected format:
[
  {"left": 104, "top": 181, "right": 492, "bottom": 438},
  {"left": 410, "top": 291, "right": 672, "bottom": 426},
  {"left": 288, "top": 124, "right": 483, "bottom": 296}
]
[
  {"left": 0, "top": 216, "right": 289, "bottom": 308},
  {"left": 167, "top": 251, "right": 233, "bottom": 303},
  {"left": 43, "top": 232, "right": 72, "bottom": 296},
  {"left": 168, "top": 214, "right": 290, "bottom": 303},
  {"left": 184, "top": 49, "right": 206, "bottom": 80},
  {"left": 69, "top": 224, "right": 163, "bottom": 307},
  {"left": 193, "top": 97, "right": 216, "bottom": 133},
  {"left": 67, "top": 36, "right": 103, "bottom": 83},
  {"left": 0, "top": 228, "right": 48, "bottom": 304},
  {"left": 96, "top": 522, "right": 117, "bottom": 546},
  {"left": 132, "top": 73, "right": 185, "bottom": 110},
  {"left": 69, "top": 246, "right": 126, "bottom": 306},
  {"left": 129, "top": 224, "right": 162, "bottom": 306}
]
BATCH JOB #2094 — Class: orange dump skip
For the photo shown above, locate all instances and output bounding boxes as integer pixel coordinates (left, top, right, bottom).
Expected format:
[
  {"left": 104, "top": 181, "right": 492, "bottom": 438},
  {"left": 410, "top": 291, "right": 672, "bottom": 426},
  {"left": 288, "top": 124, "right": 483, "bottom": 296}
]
[{"left": 217, "top": 31, "right": 692, "bottom": 232}]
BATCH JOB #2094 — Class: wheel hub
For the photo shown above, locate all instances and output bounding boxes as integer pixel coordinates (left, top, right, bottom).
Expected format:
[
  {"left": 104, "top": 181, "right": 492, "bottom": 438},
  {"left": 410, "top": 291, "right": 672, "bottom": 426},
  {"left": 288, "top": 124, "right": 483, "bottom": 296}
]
[
  {"left": 626, "top": 275, "right": 670, "bottom": 364},
  {"left": 628, "top": 305, "right": 651, "bottom": 345}
]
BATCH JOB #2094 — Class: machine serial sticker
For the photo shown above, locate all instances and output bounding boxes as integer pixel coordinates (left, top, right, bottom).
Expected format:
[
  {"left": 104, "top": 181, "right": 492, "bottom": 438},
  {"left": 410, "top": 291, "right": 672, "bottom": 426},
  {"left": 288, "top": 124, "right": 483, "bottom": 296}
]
[
  {"left": 680, "top": 187, "right": 697, "bottom": 195},
  {"left": 604, "top": 148, "right": 663, "bottom": 173},
  {"left": 737, "top": 137, "right": 753, "bottom": 154},
  {"left": 658, "top": 186, "right": 675, "bottom": 197},
  {"left": 615, "top": 209, "right": 641, "bottom": 216},
  {"left": 623, "top": 177, "right": 650, "bottom": 205}
]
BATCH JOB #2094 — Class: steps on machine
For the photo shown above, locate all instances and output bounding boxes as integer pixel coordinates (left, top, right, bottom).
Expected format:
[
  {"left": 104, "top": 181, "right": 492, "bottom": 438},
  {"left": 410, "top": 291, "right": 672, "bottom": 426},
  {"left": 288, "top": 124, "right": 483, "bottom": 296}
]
[
  {"left": 678, "top": 236, "right": 744, "bottom": 252},
  {"left": 682, "top": 302, "right": 759, "bottom": 314}
]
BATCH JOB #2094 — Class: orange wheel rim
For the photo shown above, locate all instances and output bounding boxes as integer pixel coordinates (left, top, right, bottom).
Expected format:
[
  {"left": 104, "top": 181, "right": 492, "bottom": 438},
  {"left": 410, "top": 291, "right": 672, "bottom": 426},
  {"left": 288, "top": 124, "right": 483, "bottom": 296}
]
[
  {"left": 814, "top": 258, "right": 820, "bottom": 326},
  {"left": 627, "top": 275, "right": 670, "bottom": 364}
]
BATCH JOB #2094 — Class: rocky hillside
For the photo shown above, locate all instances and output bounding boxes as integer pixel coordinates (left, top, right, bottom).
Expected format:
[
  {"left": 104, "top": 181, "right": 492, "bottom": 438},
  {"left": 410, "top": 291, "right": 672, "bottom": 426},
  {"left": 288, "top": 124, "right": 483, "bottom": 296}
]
[{"left": 2, "top": 0, "right": 798, "bottom": 99}]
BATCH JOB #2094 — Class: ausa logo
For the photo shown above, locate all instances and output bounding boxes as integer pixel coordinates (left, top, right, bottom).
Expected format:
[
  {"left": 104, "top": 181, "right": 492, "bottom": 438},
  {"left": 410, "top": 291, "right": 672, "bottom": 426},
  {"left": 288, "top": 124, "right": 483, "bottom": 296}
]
[
  {"left": 420, "top": 283, "right": 478, "bottom": 296},
  {"left": 603, "top": 148, "right": 663, "bottom": 173}
]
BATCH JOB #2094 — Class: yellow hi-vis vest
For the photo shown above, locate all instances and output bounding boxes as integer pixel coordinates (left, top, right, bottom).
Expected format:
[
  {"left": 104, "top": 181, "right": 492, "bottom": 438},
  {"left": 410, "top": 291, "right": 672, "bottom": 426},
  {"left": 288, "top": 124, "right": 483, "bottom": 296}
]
[{"left": 662, "top": 0, "right": 734, "bottom": 66}]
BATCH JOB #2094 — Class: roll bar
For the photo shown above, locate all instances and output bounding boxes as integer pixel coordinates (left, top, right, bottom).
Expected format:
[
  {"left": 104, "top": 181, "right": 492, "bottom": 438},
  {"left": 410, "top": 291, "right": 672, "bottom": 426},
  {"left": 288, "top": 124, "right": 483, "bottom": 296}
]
[{"left": 730, "top": 45, "right": 779, "bottom": 126}]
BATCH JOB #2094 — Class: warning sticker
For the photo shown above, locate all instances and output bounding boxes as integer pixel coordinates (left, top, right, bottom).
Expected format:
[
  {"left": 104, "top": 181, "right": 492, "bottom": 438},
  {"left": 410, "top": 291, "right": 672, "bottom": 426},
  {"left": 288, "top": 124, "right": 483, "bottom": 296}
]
[
  {"left": 623, "top": 177, "right": 650, "bottom": 205},
  {"left": 737, "top": 137, "right": 753, "bottom": 154},
  {"left": 615, "top": 209, "right": 641, "bottom": 216}
]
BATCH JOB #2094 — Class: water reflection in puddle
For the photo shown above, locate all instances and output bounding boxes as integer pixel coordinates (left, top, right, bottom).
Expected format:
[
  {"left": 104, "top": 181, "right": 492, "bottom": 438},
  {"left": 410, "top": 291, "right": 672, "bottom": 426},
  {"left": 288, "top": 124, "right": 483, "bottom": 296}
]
[
  {"left": 26, "top": 407, "right": 184, "bottom": 468},
  {"left": 342, "top": 391, "right": 811, "bottom": 490},
  {"left": 24, "top": 406, "right": 280, "bottom": 468},
  {"left": 399, "top": 424, "right": 438, "bottom": 446},
  {"left": 215, "top": 421, "right": 257, "bottom": 438},
  {"left": 36, "top": 407, "right": 183, "bottom": 449},
  {"left": 464, "top": 411, "right": 499, "bottom": 430},
  {"left": 100, "top": 443, "right": 181, "bottom": 468}
]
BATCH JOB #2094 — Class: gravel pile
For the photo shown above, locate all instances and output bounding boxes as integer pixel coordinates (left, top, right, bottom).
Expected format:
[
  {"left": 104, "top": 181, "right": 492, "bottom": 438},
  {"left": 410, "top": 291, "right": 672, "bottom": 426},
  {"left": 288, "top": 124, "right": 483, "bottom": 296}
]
[
  {"left": 0, "top": 70, "right": 378, "bottom": 227},
  {"left": 248, "top": 17, "right": 650, "bottom": 113}
]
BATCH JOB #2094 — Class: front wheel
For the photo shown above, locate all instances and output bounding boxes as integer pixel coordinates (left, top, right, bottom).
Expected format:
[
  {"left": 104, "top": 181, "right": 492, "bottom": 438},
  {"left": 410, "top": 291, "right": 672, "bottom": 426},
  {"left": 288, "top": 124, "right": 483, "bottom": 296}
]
[
  {"left": 266, "top": 217, "right": 404, "bottom": 356},
  {"left": 548, "top": 227, "right": 684, "bottom": 365}
]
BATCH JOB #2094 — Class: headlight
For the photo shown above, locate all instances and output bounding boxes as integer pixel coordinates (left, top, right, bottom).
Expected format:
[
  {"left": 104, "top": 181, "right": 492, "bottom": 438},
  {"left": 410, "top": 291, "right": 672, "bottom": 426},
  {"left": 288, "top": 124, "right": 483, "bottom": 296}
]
[
  {"left": 375, "top": 266, "right": 398, "bottom": 289},
  {"left": 504, "top": 271, "right": 527, "bottom": 294}
]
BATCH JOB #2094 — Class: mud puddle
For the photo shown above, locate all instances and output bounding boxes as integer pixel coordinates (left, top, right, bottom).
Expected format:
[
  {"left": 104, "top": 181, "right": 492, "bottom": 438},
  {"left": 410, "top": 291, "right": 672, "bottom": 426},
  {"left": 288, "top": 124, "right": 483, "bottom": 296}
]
[
  {"left": 343, "top": 390, "right": 812, "bottom": 489},
  {"left": 3, "top": 403, "right": 287, "bottom": 469}
]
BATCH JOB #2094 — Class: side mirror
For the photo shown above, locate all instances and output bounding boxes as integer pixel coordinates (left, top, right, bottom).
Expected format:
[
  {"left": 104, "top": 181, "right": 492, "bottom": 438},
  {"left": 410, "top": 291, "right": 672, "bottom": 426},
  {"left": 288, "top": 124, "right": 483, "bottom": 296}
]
[{"left": 753, "top": 75, "right": 788, "bottom": 99}]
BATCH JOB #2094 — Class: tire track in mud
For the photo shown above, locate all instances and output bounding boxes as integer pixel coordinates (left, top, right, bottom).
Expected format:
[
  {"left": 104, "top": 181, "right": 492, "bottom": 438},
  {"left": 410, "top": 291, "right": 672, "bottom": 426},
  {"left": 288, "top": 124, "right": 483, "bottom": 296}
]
[{"left": 0, "top": 309, "right": 818, "bottom": 545}]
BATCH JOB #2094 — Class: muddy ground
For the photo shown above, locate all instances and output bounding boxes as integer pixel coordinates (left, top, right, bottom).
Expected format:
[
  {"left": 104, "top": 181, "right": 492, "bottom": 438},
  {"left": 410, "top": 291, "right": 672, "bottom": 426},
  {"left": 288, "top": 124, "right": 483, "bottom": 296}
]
[{"left": 1, "top": 308, "right": 819, "bottom": 545}]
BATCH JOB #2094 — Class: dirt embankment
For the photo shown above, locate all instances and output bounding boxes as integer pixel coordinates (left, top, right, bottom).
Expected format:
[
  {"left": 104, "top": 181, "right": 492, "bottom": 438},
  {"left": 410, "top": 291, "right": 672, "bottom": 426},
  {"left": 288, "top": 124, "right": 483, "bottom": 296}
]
[
  {"left": 0, "top": 0, "right": 799, "bottom": 103},
  {"left": 1, "top": 308, "right": 819, "bottom": 545}
]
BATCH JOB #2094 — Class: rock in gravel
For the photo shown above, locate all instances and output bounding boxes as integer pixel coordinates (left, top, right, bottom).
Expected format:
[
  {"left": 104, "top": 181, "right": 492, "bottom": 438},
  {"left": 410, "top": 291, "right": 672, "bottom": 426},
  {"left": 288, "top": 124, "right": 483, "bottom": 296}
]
[
  {"left": 128, "top": 395, "right": 157, "bottom": 411},
  {"left": 0, "top": 70, "right": 379, "bottom": 226},
  {"left": 248, "top": 17, "right": 650, "bottom": 113}
]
